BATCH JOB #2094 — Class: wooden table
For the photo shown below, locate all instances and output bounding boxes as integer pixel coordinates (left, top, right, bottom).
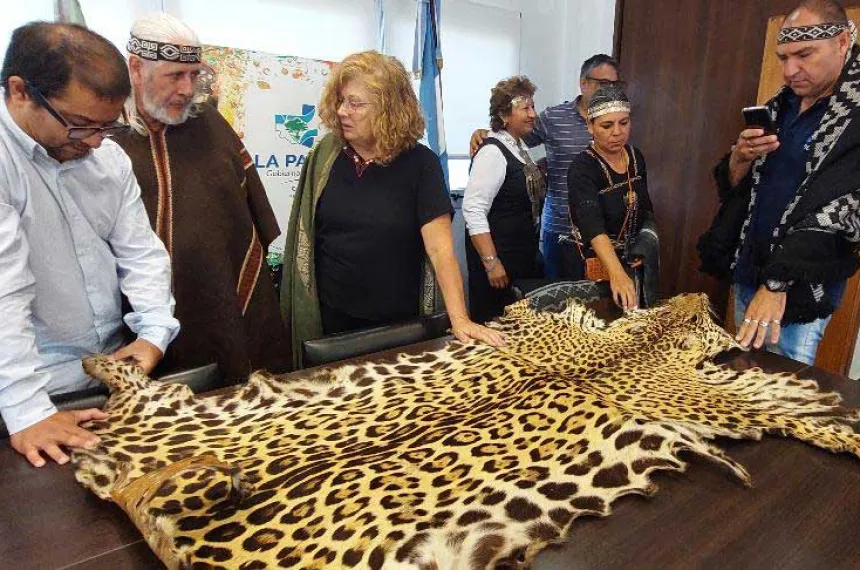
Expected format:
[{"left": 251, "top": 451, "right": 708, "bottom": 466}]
[{"left": 2, "top": 340, "right": 859, "bottom": 569}]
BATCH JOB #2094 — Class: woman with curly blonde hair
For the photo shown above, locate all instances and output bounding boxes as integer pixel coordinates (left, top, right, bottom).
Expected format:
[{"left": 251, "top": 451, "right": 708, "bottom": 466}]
[{"left": 281, "top": 51, "right": 503, "bottom": 366}]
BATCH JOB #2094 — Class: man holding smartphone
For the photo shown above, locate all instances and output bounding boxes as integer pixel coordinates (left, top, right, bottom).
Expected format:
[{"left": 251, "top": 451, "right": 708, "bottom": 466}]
[{"left": 701, "top": 0, "right": 860, "bottom": 364}]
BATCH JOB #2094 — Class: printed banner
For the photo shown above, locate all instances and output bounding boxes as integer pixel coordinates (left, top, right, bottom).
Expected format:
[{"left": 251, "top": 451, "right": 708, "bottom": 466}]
[{"left": 201, "top": 45, "right": 333, "bottom": 253}]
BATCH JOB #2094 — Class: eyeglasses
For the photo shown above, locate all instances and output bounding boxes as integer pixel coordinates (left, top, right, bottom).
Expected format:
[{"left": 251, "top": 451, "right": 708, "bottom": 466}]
[
  {"left": 336, "top": 97, "right": 370, "bottom": 114},
  {"left": 585, "top": 77, "right": 627, "bottom": 89},
  {"left": 26, "top": 82, "right": 128, "bottom": 140}
]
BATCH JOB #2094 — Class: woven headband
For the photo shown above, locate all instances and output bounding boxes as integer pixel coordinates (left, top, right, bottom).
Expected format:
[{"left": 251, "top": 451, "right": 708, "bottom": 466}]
[
  {"left": 127, "top": 34, "right": 202, "bottom": 63},
  {"left": 587, "top": 101, "right": 631, "bottom": 121},
  {"left": 777, "top": 21, "right": 853, "bottom": 44}
]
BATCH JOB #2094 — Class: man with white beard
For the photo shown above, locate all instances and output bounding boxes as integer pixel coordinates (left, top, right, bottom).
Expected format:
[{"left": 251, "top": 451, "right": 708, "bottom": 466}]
[{"left": 115, "top": 13, "right": 292, "bottom": 380}]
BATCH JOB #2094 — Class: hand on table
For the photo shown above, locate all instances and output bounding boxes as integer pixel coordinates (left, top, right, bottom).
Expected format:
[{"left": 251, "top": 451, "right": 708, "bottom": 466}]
[
  {"left": 609, "top": 270, "right": 638, "bottom": 311},
  {"left": 735, "top": 286, "right": 786, "bottom": 349},
  {"left": 10, "top": 409, "right": 108, "bottom": 467},
  {"left": 451, "top": 315, "right": 506, "bottom": 347}
]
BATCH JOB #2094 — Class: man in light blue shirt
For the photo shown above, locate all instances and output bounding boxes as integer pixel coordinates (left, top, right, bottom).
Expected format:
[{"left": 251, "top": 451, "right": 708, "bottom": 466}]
[{"left": 0, "top": 23, "right": 179, "bottom": 467}]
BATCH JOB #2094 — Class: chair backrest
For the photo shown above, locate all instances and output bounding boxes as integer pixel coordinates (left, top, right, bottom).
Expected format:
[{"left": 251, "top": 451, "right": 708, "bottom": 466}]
[
  {"left": 302, "top": 312, "right": 451, "bottom": 368},
  {"left": 0, "top": 363, "right": 221, "bottom": 440},
  {"left": 512, "top": 279, "right": 612, "bottom": 313}
]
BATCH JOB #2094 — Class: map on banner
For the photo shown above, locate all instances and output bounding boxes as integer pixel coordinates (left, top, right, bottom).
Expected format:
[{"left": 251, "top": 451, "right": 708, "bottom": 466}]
[{"left": 201, "top": 46, "right": 333, "bottom": 252}]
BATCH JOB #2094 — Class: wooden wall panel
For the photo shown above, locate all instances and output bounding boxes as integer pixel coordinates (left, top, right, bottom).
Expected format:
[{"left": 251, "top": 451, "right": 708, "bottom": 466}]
[
  {"left": 615, "top": 0, "right": 768, "bottom": 315},
  {"left": 615, "top": 0, "right": 860, "bottom": 374}
]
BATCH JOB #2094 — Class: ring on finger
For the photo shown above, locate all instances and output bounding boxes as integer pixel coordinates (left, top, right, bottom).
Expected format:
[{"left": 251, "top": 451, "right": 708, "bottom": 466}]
[
  {"left": 743, "top": 318, "right": 752, "bottom": 324},
  {"left": 758, "top": 321, "right": 769, "bottom": 327},
  {"left": 772, "top": 319, "right": 781, "bottom": 326}
]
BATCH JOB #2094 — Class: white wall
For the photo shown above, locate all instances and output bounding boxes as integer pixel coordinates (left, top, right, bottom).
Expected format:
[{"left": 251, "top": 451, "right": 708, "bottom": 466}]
[
  {"left": 79, "top": 0, "right": 162, "bottom": 54},
  {"left": 0, "top": 2, "right": 55, "bottom": 59},
  {"left": 2, "top": 0, "right": 616, "bottom": 187},
  {"left": 441, "top": 0, "right": 616, "bottom": 175},
  {"left": 3, "top": 0, "right": 616, "bottom": 130},
  {"left": 382, "top": 0, "right": 522, "bottom": 158},
  {"left": 519, "top": 0, "right": 617, "bottom": 114},
  {"left": 3, "top": 0, "right": 616, "bottom": 111}
]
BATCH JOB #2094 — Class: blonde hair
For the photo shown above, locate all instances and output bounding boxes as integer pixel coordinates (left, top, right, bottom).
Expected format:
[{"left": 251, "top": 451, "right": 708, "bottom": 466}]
[
  {"left": 319, "top": 51, "right": 425, "bottom": 163},
  {"left": 125, "top": 12, "right": 203, "bottom": 135}
]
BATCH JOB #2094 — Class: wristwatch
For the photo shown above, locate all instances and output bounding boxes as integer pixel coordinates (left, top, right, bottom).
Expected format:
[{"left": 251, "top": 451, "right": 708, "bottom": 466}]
[{"left": 764, "top": 278, "right": 790, "bottom": 293}]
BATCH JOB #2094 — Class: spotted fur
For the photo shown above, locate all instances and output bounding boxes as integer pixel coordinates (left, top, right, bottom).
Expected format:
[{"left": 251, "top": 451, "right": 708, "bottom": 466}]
[{"left": 72, "top": 294, "right": 860, "bottom": 570}]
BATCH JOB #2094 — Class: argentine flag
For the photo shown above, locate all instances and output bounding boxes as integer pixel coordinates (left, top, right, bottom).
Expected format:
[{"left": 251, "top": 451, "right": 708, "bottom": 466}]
[{"left": 413, "top": 0, "right": 449, "bottom": 192}]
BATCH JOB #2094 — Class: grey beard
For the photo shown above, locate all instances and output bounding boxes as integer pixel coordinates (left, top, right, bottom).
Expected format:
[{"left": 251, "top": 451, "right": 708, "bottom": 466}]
[{"left": 141, "top": 91, "right": 192, "bottom": 126}]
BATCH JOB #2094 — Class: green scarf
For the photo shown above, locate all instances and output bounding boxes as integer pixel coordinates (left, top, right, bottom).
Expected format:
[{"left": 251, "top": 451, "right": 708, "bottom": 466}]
[{"left": 280, "top": 133, "right": 443, "bottom": 368}]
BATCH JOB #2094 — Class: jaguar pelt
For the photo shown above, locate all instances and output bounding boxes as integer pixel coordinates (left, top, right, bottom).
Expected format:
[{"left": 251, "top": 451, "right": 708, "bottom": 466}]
[{"left": 72, "top": 294, "right": 860, "bottom": 570}]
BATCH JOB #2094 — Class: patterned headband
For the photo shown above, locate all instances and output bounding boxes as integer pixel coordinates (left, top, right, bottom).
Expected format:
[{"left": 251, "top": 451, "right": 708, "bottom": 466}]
[
  {"left": 127, "top": 34, "right": 202, "bottom": 63},
  {"left": 777, "top": 21, "right": 853, "bottom": 44},
  {"left": 587, "top": 101, "right": 631, "bottom": 121}
]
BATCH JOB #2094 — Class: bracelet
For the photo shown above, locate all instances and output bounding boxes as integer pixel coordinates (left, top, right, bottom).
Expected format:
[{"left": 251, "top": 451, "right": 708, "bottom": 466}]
[{"left": 481, "top": 254, "right": 498, "bottom": 273}]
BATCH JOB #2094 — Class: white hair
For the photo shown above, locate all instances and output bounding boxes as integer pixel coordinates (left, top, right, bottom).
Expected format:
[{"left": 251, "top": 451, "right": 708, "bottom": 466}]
[{"left": 125, "top": 12, "right": 203, "bottom": 135}]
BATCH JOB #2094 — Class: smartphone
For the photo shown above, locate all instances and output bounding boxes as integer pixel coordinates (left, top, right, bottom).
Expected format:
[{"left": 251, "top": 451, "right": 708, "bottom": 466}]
[{"left": 742, "top": 105, "right": 777, "bottom": 135}]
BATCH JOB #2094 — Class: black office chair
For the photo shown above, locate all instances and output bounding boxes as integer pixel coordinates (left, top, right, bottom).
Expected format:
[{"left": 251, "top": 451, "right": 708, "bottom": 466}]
[
  {"left": 300, "top": 280, "right": 613, "bottom": 369},
  {"left": 301, "top": 312, "right": 451, "bottom": 368},
  {"left": 0, "top": 363, "right": 221, "bottom": 439},
  {"left": 511, "top": 279, "right": 612, "bottom": 312}
]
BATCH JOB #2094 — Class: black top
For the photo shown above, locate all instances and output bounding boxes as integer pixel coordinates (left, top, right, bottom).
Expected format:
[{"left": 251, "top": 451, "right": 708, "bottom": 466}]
[
  {"left": 567, "top": 144, "right": 653, "bottom": 247},
  {"left": 478, "top": 138, "right": 539, "bottom": 256},
  {"left": 465, "top": 138, "right": 542, "bottom": 323},
  {"left": 315, "top": 143, "right": 453, "bottom": 321}
]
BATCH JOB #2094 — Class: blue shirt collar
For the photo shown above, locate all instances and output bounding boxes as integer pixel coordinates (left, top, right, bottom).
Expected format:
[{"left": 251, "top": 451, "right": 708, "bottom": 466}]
[{"left": 783, "top": 89, "right": 830, "bottom": 116}]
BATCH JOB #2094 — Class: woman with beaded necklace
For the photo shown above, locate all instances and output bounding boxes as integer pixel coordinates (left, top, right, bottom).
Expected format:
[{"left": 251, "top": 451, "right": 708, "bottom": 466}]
[{"left": 567, "top": 84, "right": 659, "bottom": 311}]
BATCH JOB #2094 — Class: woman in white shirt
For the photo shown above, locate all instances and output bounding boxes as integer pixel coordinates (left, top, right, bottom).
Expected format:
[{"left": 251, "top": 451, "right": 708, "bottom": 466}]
[{"left": 463, "top": 76, "right": 546, "bottom": 322}]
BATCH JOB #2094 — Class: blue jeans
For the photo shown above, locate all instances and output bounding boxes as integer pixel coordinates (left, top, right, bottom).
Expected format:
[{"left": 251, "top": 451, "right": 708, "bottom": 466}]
[
  {"left": 541, "top": 230, "right": 563, "bottom": 280},
  {"left": 733, "top": 282, "right": 830, "bottom": 365},
  {"left": 542, "top": 230, "right": 583, "bottom": 281}
]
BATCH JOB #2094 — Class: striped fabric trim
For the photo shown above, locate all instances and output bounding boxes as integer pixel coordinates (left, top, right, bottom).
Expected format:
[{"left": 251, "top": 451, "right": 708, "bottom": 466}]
[
  {"left": 150, "top": 129, "right": 174, "bottom": 257},
  {"left": 240, "top": 146, "right": 254, "bottom": 170},
  {"left": 236, "top": 225, "right": 263, "bottom": 316}
]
